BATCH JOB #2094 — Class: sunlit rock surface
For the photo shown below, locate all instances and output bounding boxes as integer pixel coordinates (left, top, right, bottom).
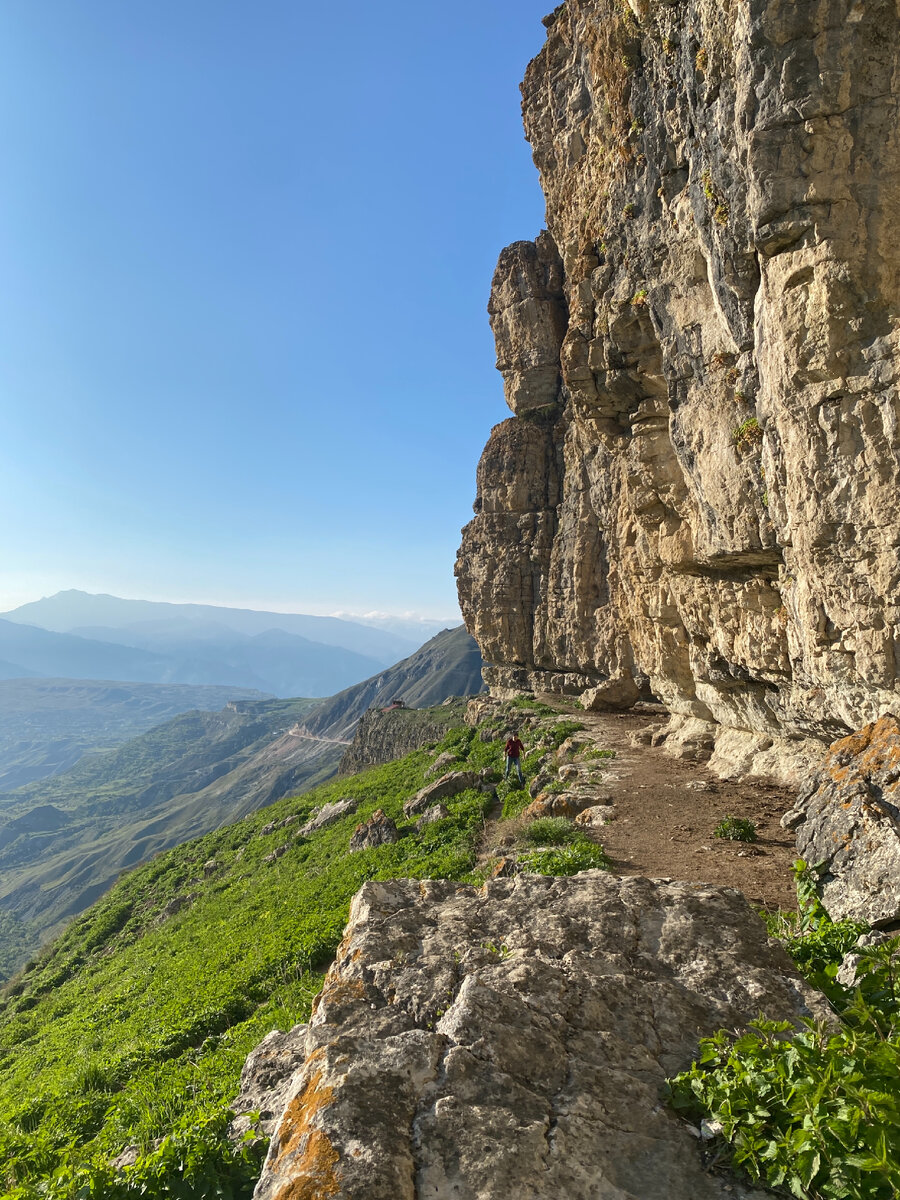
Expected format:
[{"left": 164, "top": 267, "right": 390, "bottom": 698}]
[
  {"left": 456, "top": 0, "right": 900, "bottom": 780},
  {"left": 787, "top": 714, "right": 900, "bottom": 926},
  {"left": 251, "top": 873, "right": 826, "bottom": 1199}
]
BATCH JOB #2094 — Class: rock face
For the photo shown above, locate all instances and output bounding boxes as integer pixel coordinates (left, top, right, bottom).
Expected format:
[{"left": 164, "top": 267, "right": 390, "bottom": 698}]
[
  {"left": 787, "top": 715, "right": 900, "bottom": 926},
  {"left": 229, "top": 1025, "right": 309, "bottom": 1144},
  {"left": 456, "top": 0, "right": 900, "bottom": 776},
  {"left": 251, "top": 874, "right": 826, "bottom": 1200},
  {"left": 338, "top": 704, "right": 467, "bottom": 775}
]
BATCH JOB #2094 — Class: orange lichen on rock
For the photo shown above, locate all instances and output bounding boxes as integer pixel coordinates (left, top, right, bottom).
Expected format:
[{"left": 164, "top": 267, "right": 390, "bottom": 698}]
[
  {"left": 269, "top": 1065, "right": 341, "bottom": 1200},
  {"left": 272, "top": 1131, "right": 341, "bottom": 1200},
  {"left": 827, "top": 715, "right": 900, "bottom": 790},
  {"left": 319, "top": 976, "right": 367, "bottom": 1010}
]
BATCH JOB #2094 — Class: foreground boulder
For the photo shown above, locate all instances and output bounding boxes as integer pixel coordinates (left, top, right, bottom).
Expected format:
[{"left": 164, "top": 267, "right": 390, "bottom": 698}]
[
  {"left": 787, "top": 715, "right": 900, "bottom": 926},
  {"left": 251, "top": 873, "right": 825, "bottom": 1200}
]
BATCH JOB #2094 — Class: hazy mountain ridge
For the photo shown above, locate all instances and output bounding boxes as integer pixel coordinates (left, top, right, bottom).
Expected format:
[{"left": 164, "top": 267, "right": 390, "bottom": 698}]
[
  {"left": 3, "top": 590, "right": 418, "bottom": 660},
  {"left": 303, "top": 624, "right": 485, "bottom": 741},
  {"left": 0, "top": 615, "right": 387, "bottom": 700}
]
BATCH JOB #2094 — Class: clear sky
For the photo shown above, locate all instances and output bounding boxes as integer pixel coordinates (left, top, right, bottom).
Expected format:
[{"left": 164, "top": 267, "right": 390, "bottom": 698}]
[{"left": 0, "top": 0, "right": 550, "bottom": 619}]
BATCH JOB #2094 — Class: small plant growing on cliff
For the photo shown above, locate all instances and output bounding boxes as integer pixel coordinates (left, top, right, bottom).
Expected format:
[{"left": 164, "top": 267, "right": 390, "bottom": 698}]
[
  {"left": 732, "top": 416, "right": 762, "bottom": 448},
  {"left": 701, "top": 167, "right": 729, "bottom": 226},
  {"left": 630, "top": 287, "right": 648, "bottom": 306},
  {"left": 713, "top": 815, "right": 758, "bottom": 843},
  {"left": 694, "top": 45, "right": 708, "bottom": 73},
  {"left": 622, "top": 201, "right": 636, "bottom": 219}
]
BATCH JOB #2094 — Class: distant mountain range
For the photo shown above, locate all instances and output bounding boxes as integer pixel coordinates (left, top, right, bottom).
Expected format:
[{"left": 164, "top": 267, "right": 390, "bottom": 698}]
[
  {"left": 0, "top": 591, "right": 461, "bottom": 698},
  {"left": 0, "top": 625, "right": 485, "bottom": 976},
  {"left": 3, "top": 590, "right": 428, "bottom": 659}
]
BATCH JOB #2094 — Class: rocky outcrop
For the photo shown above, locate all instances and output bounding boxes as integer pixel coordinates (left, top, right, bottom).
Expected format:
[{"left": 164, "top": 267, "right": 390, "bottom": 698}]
[
  {"left": 298, "top": 798, "right": 358, "bottom": 836},
  {"left": 348, "top": 809, "right": 399, "bottom": 852},
  {"left": 403, "top": 770, "right": 489, "bottom": 818},
  {"left": 456, "top": 0, "right": 900, "bottom": 778},
  {"left": 786, "top": 715, "right": 900, "bottom": 926},
  {"left": 338, "top": 704, "right": 466, "bottom": 775},
  {"left": 251, "top": 873, "right": 827, "bottom": 1200}
]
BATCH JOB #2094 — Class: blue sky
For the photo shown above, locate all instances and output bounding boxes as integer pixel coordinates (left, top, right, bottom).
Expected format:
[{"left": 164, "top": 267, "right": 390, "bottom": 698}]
[{"left": 0, "top": 0, "right": 549, "bottom": 618}]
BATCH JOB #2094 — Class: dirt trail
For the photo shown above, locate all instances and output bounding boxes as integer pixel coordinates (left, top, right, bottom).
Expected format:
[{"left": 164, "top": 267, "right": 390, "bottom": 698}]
[{"left": 490, "top": 700, "right": 800, "bottom": 911}]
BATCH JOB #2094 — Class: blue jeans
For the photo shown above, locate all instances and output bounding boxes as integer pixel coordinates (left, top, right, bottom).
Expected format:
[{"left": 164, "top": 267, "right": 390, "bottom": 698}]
[{"left": 505, "top": 756, "right": 524, "bottom": 785}]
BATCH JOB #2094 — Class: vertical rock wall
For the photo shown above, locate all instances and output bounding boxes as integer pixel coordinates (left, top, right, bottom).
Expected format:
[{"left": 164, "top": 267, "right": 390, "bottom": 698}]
[{"left": 457, "top": 0, "right": 900, "bottom": 770}]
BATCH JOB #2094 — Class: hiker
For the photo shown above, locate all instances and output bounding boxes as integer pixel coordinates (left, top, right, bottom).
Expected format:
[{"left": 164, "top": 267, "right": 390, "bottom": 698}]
[{"left": 504, "top": 733, "right": 525, "bottom": 785}]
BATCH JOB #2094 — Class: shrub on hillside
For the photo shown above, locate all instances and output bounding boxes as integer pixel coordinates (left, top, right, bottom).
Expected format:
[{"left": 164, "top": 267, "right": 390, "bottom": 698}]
[
  {"left": 667, "top": 861, "right": 900, "bottom": 1199},
  {"left": 520, "top": 817, "right": 577, "bottom": 846}
]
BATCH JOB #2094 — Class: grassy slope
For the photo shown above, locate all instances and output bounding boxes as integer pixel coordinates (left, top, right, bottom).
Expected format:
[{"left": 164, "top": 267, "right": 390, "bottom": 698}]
[
  {"left": 0, "top": 704, "right": 590, "bottom": 1198},
  {"left": 0, "top": 699, "right": 336, "bottom": 976},
  {"left": 0, "top": 743, "right": 486, "bottom": 1196}
]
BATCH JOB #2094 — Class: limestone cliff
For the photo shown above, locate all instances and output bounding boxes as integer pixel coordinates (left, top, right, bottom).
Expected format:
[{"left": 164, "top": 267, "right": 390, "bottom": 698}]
[{"left": 456, "top": 0, "right": 900, "bottom": 776}]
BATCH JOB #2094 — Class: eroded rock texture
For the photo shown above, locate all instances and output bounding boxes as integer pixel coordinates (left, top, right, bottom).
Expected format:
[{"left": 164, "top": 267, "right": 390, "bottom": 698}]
[
  {"left": 787, "top": 714, "right": 900, "bottom": 925},
  {"left": 252, "top": 874, "right": 826, "bottom": 1200},
  {"left": 456, "top": 0, "right": 900, "bottom": 774}
]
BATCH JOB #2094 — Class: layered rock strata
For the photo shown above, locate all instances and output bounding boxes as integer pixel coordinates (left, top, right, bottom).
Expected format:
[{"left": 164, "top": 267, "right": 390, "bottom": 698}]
[
  {"left": 456, "top": 0, "right": 900, "bottom": 772},
  {"left": 251, "top": 873, "right": 827, "bottom": 1200}
]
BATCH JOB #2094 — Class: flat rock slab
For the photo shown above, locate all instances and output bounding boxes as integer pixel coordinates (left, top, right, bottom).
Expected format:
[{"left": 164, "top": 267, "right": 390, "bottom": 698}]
[
  {"left": 299, "top": 798, "right": 358, "bottom": 836},
  {"left": 253, "top": 873, "right": 826, "bottom": 1200},
  {"left": 404, "top": 771, "right": 484, "bottom": 818}
]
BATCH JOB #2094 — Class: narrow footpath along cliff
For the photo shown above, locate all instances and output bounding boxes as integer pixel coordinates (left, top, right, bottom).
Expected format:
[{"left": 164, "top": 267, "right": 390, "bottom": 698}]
[{"left": 456, "top": 0, "right": 900, "bottom": 781}]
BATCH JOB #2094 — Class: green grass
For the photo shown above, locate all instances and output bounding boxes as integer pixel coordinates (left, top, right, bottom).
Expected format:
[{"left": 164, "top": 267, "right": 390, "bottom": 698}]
[
  {"left": 517, "top": 838, "right": 610, "bottom": 876},
  {"left": 500, "top": 788, "right": 531, "bottom": 820},
  {"left": 0, "top": 747, "right": 491, "bottom": 1199},
  {"left": 520, "top": 817, "right": 579, "bottom": 846}
]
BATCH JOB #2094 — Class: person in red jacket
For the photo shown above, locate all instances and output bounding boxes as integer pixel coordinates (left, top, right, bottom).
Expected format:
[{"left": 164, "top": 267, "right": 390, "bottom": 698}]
[{"left": 504, "top": 733, "right": 525, "bottom": 785}]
